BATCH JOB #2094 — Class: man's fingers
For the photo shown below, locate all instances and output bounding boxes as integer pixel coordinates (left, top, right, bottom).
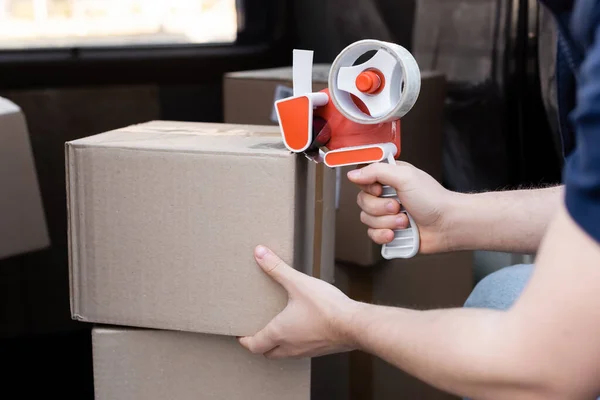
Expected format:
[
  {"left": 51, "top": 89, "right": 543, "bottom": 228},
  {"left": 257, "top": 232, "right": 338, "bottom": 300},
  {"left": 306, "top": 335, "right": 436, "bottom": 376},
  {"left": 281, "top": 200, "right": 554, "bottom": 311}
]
[
  {"left": 368, "top": 228, "right": 395, "bottom": 245},
  {"left": 347, "top": 162, "right": 412, "bottom": 189},
  {"left": 239, "top": 326, "right": 278, "bottom": 355},
  {"left": 357, "top": 191, "right": 400, "bottom": 216},
  {"left": 357, "top": 183, "right": 383, "bottom": 197},
  {"left": 361, "top": 212, "right": 408, "bottom": 230},
  {"left": 254, "top": 246, "right": 302, "bottom": 290}
]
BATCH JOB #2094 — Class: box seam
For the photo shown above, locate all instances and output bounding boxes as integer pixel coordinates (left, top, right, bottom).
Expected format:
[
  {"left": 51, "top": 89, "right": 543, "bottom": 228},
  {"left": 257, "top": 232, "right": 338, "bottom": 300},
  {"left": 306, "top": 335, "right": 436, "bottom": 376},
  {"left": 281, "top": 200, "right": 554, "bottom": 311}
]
[
  {"left": 67, "top": 142, "right": 293, "bottom": 159},
  {"left": 65, "top": 143, "right": 84, "bottom": 320}
]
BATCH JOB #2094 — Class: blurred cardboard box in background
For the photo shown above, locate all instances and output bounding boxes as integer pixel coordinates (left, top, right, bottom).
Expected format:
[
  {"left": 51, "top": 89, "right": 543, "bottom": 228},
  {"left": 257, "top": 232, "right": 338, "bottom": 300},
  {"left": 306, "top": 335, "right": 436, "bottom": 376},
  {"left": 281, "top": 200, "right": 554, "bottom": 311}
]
[{"left": 0, "top": 97, "right": 49, "bottom": 261}]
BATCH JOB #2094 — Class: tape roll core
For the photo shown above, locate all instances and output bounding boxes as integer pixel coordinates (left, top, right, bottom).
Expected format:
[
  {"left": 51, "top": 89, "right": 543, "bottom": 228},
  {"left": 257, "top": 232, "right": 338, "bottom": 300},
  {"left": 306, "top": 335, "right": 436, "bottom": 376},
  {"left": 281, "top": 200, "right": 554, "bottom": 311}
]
[{"left": 328, "top": 40, "right": 421, "bottom": 124}]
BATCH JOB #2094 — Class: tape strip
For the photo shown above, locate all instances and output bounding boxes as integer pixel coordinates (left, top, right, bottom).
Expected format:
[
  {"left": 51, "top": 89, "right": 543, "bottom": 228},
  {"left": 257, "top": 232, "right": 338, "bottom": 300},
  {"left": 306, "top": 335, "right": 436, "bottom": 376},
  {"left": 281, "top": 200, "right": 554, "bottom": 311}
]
[{"left": 293, "top": 49, "right": 314, "bottom": 97}]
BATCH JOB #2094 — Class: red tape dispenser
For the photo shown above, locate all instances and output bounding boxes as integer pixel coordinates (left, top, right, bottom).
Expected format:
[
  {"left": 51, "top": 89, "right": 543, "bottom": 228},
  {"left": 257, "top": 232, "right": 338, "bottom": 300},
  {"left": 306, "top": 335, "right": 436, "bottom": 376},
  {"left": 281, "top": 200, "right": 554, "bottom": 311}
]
[{"left": 275, "top": 39, "right": 422, "bottom": 259}]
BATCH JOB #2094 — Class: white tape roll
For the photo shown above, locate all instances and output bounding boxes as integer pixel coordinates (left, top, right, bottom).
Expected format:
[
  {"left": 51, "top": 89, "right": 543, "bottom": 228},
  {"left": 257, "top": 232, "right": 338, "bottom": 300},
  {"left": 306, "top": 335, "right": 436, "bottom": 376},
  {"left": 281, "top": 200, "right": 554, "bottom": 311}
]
[{"left": 328, "top": 39, "right": 421, "bottom": 124}]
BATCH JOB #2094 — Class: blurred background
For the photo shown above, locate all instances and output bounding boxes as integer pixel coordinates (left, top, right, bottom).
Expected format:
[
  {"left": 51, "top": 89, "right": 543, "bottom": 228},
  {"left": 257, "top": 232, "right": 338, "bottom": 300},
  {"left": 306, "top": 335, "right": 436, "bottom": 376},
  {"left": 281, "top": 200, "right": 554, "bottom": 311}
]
[
  {"left": 0, "top": 0, "right": 237, "bottom": 48},
  {"left": 0, "top": 0, "right": 561, "bottom": 399}
]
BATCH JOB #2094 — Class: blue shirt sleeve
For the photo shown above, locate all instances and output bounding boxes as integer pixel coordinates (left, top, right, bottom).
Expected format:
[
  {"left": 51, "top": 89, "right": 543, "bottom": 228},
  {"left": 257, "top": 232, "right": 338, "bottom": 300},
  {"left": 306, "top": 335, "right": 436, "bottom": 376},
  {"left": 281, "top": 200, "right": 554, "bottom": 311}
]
[{"left": 564, "top": 10, "right": 600, "bottom": 243}]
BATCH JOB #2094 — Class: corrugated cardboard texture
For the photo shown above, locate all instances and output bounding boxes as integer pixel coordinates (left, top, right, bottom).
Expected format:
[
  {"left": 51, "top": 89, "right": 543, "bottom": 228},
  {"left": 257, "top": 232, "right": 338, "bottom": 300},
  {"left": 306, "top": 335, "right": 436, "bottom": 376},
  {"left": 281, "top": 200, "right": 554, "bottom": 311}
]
[
  {"left": 67, "top": 121, "right": 334, "bottom": 336},
  {"left": 223, "top": 67, "right": 446, "bottom": 267},
  {"left": 0, "top": 97, "right": 49, "bottom": 260},
  {"left": 223, "top": 71, "right": 336, "bottom": 282},
  {"left": 92, "top": 327, "right": 310, "bottom": 400}
]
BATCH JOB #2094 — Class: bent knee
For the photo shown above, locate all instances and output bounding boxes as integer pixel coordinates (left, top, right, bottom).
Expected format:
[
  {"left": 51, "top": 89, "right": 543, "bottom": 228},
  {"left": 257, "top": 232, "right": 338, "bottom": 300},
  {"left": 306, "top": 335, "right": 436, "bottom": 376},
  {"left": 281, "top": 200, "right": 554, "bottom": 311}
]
[{"left": 464, "top": 264, "right": 534, "bottom": 311}]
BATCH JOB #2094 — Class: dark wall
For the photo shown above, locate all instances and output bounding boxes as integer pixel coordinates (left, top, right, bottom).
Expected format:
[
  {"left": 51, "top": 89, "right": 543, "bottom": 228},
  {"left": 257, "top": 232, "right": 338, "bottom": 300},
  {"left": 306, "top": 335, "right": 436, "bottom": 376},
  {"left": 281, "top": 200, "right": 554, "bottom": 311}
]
[{"left": 293, "top": 0, "right": 416, "bottom": 63}]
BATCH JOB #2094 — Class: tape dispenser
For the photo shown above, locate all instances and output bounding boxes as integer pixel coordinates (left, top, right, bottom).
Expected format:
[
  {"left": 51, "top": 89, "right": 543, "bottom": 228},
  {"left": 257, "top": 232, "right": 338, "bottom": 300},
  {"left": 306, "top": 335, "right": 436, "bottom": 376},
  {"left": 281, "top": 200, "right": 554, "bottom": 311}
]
[{"left": 275, "top": 39, "right": 422, "bottom": 260}]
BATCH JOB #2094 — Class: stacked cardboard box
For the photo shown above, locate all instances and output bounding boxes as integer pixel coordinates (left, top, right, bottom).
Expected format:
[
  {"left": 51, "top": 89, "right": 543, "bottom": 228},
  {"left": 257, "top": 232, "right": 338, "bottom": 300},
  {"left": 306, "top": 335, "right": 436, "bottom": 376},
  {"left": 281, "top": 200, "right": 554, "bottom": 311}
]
[
  {"left": 223, "top": 66, "right": 473, "bottom": 400},
  {"left": 66, "top": 121, "right": 337, "bottom": 399},
  {"left": 0, "top": 97, "right": 49, "bottom": 261},
  {"left": 0, "top": 97, "right": 50, "bottom": 338}
]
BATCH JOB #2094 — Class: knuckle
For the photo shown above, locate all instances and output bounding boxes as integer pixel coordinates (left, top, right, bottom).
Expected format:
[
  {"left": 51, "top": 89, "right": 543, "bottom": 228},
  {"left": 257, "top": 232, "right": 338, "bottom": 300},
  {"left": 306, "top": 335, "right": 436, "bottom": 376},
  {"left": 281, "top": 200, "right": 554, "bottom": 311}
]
[
  {"left": 267, "top": 324, "right": 283, "bottom": 342},
  {"left": 369, "top": 229, "right": 388, "bottom": 245},
  {"left": 361, "top": 196, "right": 375, "bottom": 213},
  {"left": 247, "top": 341, "right": 260, "bottom": 354},
  {"left": 269, "top": 257, "right": 285, "bottom": 272},
  {"left": 368, "top": 184, "right": 381, "bottom": 196},
  {"left": 360, "top": 211, "right": 369, "bottom": 224},
  {"left": 367, "top": 228, "right": 378, "bottom": 242},
  {"left": 356, "top": 191, "right": 364, "bottom": 207}
]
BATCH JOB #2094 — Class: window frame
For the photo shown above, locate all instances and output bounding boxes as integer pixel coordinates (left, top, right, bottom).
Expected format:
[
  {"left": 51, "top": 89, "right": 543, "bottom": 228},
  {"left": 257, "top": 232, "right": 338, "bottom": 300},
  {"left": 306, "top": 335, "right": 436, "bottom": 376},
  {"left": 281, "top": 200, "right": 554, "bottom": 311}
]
[{"left": 0, "top": 0, "right": 292, "bottom": 89}]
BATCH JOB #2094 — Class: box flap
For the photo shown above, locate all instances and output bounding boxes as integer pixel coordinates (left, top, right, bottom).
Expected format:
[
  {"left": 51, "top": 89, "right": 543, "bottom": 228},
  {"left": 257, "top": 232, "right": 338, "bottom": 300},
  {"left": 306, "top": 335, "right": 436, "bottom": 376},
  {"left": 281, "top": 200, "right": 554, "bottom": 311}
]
[{"left": 67, "top": 121, "right": 289, "bottom": 156}]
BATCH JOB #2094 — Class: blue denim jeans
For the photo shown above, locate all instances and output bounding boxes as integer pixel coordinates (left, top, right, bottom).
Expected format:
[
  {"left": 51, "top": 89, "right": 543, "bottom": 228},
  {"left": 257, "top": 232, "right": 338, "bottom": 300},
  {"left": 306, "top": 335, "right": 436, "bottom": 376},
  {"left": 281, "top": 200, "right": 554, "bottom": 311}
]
[
  {"left": 464, "top": 263, "right": 534, "bottom": 311},
  {"left": 463, "top": 264, "right": 599, "bottom": 400}
]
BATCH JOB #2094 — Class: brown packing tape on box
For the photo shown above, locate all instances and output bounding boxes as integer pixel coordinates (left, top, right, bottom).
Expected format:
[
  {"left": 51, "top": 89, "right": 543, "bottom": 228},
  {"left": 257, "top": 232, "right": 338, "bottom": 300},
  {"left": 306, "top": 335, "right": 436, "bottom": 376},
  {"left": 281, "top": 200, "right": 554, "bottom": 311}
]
[{"left": 67, "top": 121, "right": 334, "bottom": 337}]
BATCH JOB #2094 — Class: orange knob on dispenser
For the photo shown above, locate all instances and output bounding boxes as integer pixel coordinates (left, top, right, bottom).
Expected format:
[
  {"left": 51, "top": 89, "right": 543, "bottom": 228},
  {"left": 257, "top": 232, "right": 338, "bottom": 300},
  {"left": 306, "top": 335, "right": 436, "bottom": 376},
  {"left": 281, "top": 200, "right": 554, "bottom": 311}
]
[{"left": 355, "top": 70, "right": 385, "bottom": 95}]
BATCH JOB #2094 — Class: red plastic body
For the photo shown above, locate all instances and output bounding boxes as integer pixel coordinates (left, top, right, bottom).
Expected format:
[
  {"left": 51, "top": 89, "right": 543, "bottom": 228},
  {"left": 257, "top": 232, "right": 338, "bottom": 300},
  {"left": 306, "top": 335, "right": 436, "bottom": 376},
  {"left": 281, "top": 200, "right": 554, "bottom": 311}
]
[{"left": 313, "top": 89, "right": 401, "bottom": 158}]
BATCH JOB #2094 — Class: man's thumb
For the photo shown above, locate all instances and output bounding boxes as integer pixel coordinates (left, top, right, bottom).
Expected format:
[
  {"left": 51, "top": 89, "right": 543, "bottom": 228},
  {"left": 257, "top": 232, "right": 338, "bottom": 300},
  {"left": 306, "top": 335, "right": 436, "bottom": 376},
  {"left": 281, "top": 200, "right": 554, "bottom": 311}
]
[
  {"left": 347, "top": 163, "right": 401, "bottom": 188},
  {"left": 254, "top": 246, "right": 299, "bottom": 290}
]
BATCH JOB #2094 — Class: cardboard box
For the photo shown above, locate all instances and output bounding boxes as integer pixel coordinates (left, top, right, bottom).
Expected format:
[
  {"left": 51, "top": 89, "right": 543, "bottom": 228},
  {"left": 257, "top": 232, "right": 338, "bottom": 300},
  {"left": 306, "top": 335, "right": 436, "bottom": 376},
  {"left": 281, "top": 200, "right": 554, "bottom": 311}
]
[
  {"left": 92, "top": 327, "right": 310, "bottom": 400},
  {"left": 0, "top": 97, "right": 49, "bottom": 260},
  {"left": 224, "top": 67, "right": 446, "bottom": 266},
  {"left": 66, "top": 121, "right": 334, "bottom": 337}
]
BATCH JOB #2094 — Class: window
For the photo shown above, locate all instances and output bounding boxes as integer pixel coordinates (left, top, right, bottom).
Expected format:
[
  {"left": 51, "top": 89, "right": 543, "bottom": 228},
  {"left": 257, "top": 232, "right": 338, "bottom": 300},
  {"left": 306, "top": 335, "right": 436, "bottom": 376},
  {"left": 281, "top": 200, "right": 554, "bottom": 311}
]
[
  {"left": 0, "top": 0, "right": 287, "bottom": 89},
  {"left": 0, "top": 0, "right": 238, "bottom": 49}
]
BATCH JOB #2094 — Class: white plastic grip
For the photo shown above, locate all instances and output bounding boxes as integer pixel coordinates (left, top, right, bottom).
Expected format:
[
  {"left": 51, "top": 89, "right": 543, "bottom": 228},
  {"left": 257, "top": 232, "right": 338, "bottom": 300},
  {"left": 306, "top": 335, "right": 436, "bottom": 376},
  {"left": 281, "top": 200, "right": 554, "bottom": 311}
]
[
  {"left": 380, "top": 184, "right": 420, "bottom": 259},
  {"left": 379, "top": 153, "right": 420, "bottom": 259},
  {"left": 293, "top": 49, "right": 314, "bottom": 96}
]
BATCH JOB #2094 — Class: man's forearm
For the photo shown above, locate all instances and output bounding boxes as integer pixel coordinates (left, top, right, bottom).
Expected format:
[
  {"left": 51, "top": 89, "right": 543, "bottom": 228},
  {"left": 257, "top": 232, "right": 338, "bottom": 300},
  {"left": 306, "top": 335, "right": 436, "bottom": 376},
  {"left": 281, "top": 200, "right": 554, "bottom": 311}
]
[
  {"left": 339, "top": 206, "right": 600, "bottom": 400},
  {"left": 446, "top": 186, "right": 563, "bottom": 253},
  {"left": 345, "top": 304, "right": 549, "bottom": 400}
]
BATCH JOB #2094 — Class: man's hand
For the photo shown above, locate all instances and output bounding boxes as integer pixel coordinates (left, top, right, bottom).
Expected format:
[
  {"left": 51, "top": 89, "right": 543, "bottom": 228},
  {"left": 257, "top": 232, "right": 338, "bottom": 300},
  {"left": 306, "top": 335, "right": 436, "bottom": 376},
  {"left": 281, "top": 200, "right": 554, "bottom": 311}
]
[
  {"left": 242, "top": 208, "right": 600, "bottom": 399},
  {"left": 348, "top": 161, "right": 563, "bottom": 254},
  {"left": 239, "top": 246, "right": 358, "bottom": 359},
  {"left": 347, "top": 161, "right": 458, "bottom": 254}
]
